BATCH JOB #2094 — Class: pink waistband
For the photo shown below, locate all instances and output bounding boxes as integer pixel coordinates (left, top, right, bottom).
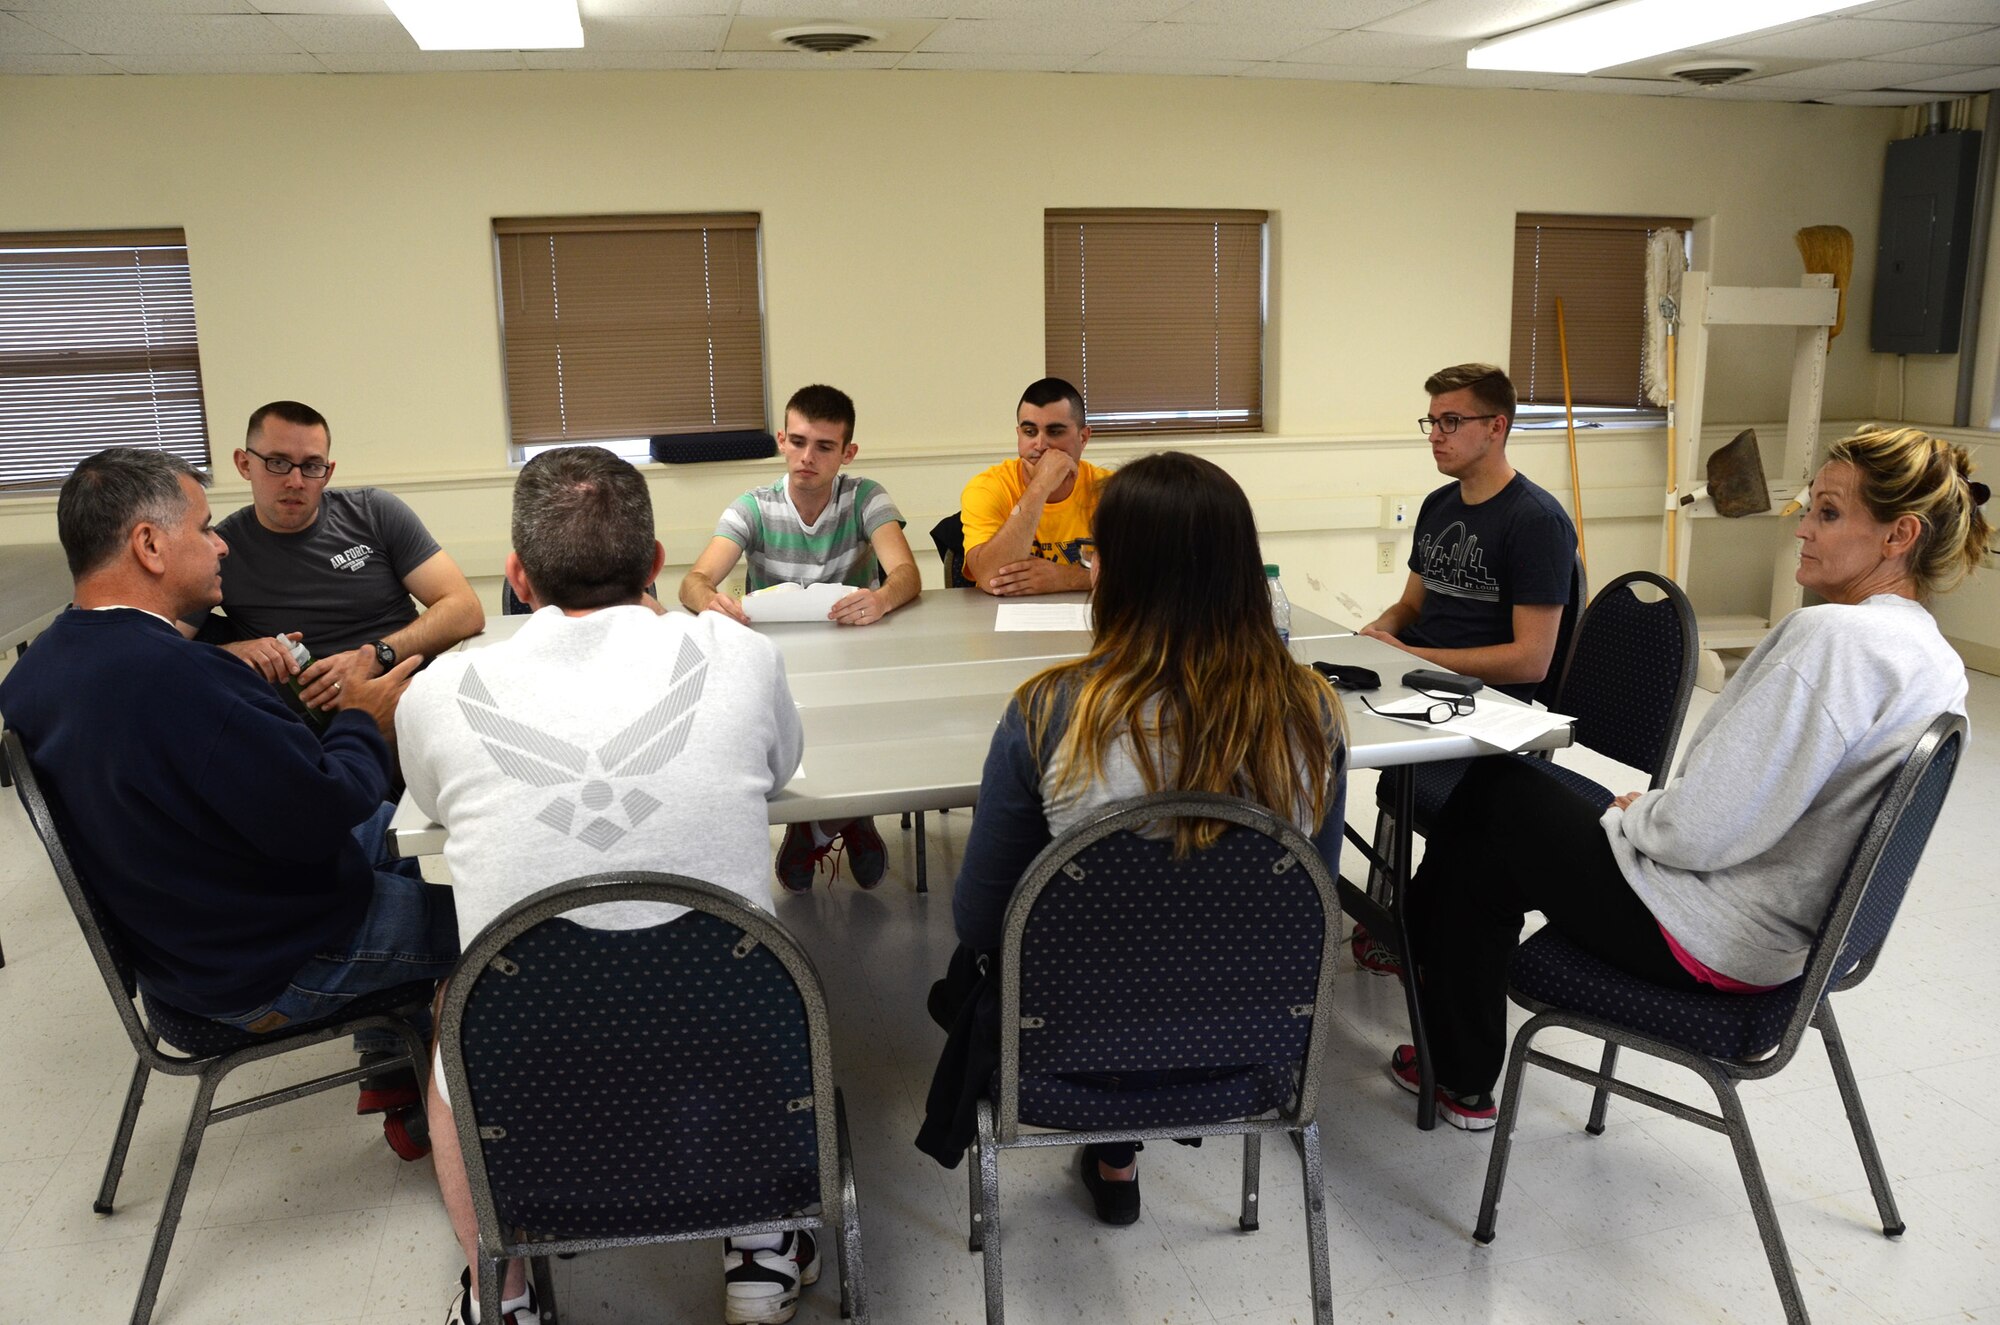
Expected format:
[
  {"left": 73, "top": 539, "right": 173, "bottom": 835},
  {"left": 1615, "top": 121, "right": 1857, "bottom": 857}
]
[{"left": 1658, "top": 924, "right": 1779, "bottom": 994}]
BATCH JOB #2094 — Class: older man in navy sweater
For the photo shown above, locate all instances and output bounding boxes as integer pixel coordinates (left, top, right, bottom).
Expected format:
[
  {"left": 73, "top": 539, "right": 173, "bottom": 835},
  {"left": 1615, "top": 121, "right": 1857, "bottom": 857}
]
[{"left": 0, "top": 448, "right": 459, "bottom": 1155}]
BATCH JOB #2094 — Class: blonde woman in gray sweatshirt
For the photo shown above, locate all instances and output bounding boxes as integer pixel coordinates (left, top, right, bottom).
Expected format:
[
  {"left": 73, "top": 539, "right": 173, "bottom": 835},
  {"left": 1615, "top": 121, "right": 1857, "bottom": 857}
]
[{"left": 1393, "top": 427, "right": 1989, "bottom": 1131}]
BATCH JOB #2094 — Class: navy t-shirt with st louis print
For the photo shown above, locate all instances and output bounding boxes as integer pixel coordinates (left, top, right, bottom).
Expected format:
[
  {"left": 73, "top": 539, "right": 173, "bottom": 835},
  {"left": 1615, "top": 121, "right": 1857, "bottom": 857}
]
[
  {"left": 202, "top": 487, "right": 441, "bottom": 658},
  {"left": 1403, "top": 473, "right": 1575, "bottom": 698}
]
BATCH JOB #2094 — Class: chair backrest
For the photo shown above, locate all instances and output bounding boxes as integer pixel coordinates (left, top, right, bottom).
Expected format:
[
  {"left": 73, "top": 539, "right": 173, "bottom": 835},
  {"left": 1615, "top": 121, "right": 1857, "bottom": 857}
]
[
  {"left": 930, "top": 512, "right": 972, "bottom": 589},
  {"left": 1552, "top": 570, "right": 1697, "bottom": 788},
  {"left": 2, "top": 730, "right": 157, "bottom": 1057},
  {"left": 439, "top": 873, "right": 842, "bottom": 1249},
  {"left": 1532, "top": 554, "right": 1588, "bottom": 709},
  {"left": 995, "top": 792, "right": 1339, "bottom": 1140},
  {"left": 1750, "top": 713, "right": 1964, "bottom": 1073}
]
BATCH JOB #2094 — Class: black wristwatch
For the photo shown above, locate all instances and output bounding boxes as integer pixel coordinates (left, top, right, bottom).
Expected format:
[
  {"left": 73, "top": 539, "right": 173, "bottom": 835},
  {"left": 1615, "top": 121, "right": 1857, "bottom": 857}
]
[{"left": 367, "top": 639, "right": 397, "bottom": 672}]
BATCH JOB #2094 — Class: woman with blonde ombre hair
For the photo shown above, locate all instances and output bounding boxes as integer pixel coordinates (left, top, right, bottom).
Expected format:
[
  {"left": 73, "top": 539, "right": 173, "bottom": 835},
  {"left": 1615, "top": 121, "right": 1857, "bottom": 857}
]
[
  {"left": 922, "top": 450, "right": 1347, "bottom": 1222},
  {"left": 1400, "top": 425, "right": 1987, "bottom": 1132}
]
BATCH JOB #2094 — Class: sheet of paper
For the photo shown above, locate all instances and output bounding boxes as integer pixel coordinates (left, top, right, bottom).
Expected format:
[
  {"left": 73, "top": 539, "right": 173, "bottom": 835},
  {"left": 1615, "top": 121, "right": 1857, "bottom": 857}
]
[
  {"left": 1372, "top": 698, "right": 1573, "bottom": 753},
  {"left": 742, "top": 581, "right": 850, "bottom": 623},
  {"left": 995, "top": 602, "right": 1093, "bottom": 632}
]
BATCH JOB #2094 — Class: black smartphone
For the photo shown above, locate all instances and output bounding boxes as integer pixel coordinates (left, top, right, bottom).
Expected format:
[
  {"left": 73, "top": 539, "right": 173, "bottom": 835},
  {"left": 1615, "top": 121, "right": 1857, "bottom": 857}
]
[{"left": 1402, "top": 668, "right": 1482, "bottom": 697}]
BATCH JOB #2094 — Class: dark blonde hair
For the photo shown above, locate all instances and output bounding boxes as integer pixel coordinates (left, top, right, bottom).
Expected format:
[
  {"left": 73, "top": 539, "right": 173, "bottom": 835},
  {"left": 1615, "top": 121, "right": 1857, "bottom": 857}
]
[
  {"left": 1824, "top": 427, "right": 1990, "bottom": 601},
  {"left": 1019, "top": 451, "right": 1344, "bottom": 853}
]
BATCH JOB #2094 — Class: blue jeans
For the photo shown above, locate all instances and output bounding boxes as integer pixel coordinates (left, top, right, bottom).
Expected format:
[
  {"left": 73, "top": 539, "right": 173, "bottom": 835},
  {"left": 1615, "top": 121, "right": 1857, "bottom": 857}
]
[{"left": 213, "top": 803, "right": 459, "bottom": 1054}]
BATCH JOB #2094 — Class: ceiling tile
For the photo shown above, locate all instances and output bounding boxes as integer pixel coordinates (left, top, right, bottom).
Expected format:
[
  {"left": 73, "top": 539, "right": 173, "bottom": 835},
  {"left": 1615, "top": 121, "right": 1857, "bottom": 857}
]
[
  {"left": 1365, "top": 0, "right": 1593, "bottom": 39},
  {"left": 249, "top": 0, "right": 389, "bottom": 13},
  {"left": 0, "top": 50, "right": 117, "bottom": 71},
  {"left": 1240, "top": 60, "right": 1420, "bottom": 79},
  {"left": 6, "top": 0, "right": 254, "bottom": 11},
  {"left": 1395, "top": 64, "right": 1563, "bottom": 87},
  {"left": 949, "top": 0, "right": 1185, "bottom": 17},
  {"left": 1286, "top": 27, "right": 1464, "bottom": 66},
  {"left": 1073, "top": 52, "right": 1254, "bottom": 74},
  {"left": 1820, "top": 87, "right": 1961, "bottom": 102},
  {"left": 916, "top": 17, "right": 1144, "bottom": 55},
  {"left": 580, "top": 0, "right": 732, "bottom": 14},
  {"left": 1901, "top": 67, "right": 2000, "bottom": 90},
  {"left": 725, "top": 16, "right": 938, "bottom": 52},
  {"left": 1544, "top": 74, "right": 1684, "bottom": 95},
  {"left": 0, "top": 12, "right": 78, "bottom": 52},
  {"left": 523, "top": 48, "right": 716, "bottom": 68},
  {"left": 892, "top": 50, "right": 1075, "bottom": 69},
  {"left": 1169, "top": 0, "right": 1413, "bottom": 25},
  {"left": 24, "top": 12, "right": 299, "bottom": 53},
  {"left": 1863, "top": 0, "right": 2000, "bottom": 21},
  {"left": 735, "top": 0, "right": 951, "bottom": 14},
  {"left": 715, "top": 49, "right": 902, "bottom": 67},
  {"left": 263, "top": 13, "right": 414, "bottom": 52},
  {"left": 1712, "top": 17, "right": 1988, "bottom": 60},
  {"left": 101, "top": 50, "right": 324, "bottom": 72},
  {"left": 1106, "top": 21, "right": 1327, "bottom": 60},
  {"left": 579, "top": 15, "right": 730, "bottom": 49},
  {"left": 1751, "top": 57, "right": 1977, "bottom": 86},
  {"left": 1881, "top": 28, "right": 2000, "bottom": 64},
  {"left": 314, "top": 50, "right": 524, "bottom": 71}
]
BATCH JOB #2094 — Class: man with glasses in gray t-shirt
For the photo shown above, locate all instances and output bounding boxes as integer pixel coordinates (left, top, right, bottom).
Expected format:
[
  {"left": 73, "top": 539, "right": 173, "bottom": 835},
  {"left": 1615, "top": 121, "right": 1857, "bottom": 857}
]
[{"left": 181, "top": 400, "right": 485, "bottom": 712}]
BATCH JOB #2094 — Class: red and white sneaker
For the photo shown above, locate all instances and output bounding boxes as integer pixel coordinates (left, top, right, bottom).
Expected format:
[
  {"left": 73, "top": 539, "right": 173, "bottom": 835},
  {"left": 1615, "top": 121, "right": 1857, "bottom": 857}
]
[
  {"left": 1349, "top": 924, "right": 1404, "bottom": 977},
  {"left": 1387, "top": 1044, "right": 1497, "bottom": 1132}
]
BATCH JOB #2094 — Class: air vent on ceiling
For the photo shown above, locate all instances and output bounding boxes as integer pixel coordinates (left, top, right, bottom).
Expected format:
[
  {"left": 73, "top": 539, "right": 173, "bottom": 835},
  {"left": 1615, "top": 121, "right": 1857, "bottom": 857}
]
[
  {"left": 1668, "top": 62, "right": 1759, "bottom": 87},
  {"left": 772, "top": 24, "right": 884, "bottom": 54}
]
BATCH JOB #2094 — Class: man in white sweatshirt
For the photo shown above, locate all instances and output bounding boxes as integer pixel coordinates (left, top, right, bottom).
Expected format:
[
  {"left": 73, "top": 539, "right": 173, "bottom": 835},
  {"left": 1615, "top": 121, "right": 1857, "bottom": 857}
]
[{"left": 397, "top": 447, "right": 810, "bottom": 1325}]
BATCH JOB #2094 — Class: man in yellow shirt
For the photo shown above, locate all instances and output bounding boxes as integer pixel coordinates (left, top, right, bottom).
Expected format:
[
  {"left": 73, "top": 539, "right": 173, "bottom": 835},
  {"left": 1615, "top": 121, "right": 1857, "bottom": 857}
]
[{"left": 960, "top": 377, "right": 1112, "bottom": 595}]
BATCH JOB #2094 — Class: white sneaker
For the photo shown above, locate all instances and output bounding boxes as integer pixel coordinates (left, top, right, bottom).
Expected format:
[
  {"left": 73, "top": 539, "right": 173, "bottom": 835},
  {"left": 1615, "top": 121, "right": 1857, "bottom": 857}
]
[{"left": 722, "top": 1230, "right": 820, "bottom": 1325}]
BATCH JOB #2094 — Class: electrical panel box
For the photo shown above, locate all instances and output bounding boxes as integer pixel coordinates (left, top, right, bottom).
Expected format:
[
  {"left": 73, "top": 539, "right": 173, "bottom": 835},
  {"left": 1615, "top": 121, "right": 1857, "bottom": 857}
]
[{"left": 1870, "top": 129, "right": 1981, "bottom": 355}]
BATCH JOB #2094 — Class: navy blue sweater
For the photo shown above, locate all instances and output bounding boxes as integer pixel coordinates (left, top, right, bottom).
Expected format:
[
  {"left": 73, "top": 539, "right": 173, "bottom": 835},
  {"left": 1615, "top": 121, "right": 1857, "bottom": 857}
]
[{"left": 0, "top": 608, "right": 391, "bottom": 1015}]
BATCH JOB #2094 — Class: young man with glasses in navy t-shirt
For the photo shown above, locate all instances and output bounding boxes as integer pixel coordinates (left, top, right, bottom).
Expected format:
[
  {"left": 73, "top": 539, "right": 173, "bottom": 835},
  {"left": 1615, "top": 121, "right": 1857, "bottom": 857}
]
[{"left": 1360, "top": 362, "right": 1576, "bottom": 703}]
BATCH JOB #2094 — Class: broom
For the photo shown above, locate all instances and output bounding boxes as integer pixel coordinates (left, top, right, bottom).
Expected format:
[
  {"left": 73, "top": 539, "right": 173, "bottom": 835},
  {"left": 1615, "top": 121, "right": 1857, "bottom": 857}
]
[{"left": 1554, "top": 296, "right": 1588, "bottom": 576}]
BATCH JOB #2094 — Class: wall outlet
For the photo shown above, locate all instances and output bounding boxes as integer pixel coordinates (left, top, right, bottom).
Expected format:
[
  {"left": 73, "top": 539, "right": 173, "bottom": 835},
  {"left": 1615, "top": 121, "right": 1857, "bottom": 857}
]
[{"left": 1376, "top": 541, "right": 1395, "bottom": 574}]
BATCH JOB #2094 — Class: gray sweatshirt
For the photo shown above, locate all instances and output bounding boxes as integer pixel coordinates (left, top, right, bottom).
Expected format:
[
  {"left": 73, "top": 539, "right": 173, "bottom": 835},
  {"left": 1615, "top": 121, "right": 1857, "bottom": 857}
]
[{"left": 1603, "top": 595, "right": 1966, "bottom": 987}]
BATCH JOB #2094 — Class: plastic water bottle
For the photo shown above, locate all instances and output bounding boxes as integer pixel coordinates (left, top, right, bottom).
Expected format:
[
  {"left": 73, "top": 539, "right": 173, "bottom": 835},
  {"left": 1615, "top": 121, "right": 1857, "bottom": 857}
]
[{"left": 1266, "top": 564, "right": 1291, "bottom": 645}]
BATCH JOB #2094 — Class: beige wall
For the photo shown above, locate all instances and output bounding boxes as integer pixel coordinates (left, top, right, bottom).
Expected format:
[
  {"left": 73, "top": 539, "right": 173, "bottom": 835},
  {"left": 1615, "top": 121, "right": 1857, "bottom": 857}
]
[{"left": 0, "top": 68, "right": 1941, "bottom": 636}]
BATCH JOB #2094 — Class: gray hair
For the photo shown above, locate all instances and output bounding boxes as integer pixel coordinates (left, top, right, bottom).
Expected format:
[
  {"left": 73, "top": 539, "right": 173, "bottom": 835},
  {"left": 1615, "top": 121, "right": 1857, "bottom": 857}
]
[
  {"left": 57, "top": 448, "right": 208, "bottom": 578},
  {"left": 511, "top": 447, "right": 656, "bottom": 610}
]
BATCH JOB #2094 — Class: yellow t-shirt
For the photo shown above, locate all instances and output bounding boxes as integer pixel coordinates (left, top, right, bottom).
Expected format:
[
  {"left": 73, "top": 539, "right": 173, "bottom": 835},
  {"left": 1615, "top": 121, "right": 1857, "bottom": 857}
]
[{"left": 959, "top": 458, "right": 1112, "bottom": 585}]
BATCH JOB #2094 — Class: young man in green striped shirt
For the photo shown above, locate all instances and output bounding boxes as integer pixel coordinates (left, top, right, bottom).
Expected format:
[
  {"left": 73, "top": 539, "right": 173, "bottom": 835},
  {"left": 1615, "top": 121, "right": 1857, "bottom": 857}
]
[{"left": 680, "top": 384, "right": 920, "bottom": 891}]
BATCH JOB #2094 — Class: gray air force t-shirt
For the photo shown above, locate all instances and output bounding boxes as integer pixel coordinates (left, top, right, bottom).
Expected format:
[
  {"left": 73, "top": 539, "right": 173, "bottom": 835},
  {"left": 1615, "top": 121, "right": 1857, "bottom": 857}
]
[{"left": 205, "top": 487, "right": 441, "bottom": 657}]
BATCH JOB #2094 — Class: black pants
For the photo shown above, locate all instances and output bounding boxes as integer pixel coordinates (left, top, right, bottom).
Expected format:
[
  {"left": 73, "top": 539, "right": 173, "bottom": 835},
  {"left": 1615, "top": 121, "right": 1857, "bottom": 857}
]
[{"left": 1405, "top": 756, "right": 1701, "bottom": 1095}]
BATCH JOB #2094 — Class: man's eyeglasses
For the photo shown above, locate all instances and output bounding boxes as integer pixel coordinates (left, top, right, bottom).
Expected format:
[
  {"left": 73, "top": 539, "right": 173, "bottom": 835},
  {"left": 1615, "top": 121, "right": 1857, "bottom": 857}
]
[
  {"left": 1359, "top": 689, "right": 1476, "bottom": 725},
  {"left": 243, "top": 445, "right": 330, "bottom": 479},
  {"left": 1077, "top": 539, "right": 1096, "bottom": 570},
  {"left": 1418, "top": 413, "right": 1499, "bottom": 436}
]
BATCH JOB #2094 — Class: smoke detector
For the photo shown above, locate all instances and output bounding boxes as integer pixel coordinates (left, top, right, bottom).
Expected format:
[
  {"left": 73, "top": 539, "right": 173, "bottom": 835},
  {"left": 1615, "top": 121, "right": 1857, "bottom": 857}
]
[
  {"left": 1668, "top": 62, "right": 1759, "bottom": 87},
  {"left": 771, "top": 24, "right": 885, "bottom": 54}
]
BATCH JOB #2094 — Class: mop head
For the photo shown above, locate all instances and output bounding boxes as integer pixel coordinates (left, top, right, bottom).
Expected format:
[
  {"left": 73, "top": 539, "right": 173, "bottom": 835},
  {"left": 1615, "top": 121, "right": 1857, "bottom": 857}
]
[
  {"left": 1796, "top": 225, "right": 1852, "bottom": 339},
  {"left": 1643, "top": 229, "right": 1684, "bottom": 407}
]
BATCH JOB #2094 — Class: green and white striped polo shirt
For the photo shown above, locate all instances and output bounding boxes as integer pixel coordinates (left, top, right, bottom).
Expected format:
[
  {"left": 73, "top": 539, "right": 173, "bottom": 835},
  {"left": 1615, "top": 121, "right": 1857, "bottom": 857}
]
[{"left": 715, "top": 475, "right": 905, "bottom": 592}]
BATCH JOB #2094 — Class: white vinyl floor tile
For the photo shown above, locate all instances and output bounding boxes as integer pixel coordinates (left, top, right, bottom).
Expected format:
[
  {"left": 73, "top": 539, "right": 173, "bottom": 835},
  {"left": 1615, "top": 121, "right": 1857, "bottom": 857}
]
[{"left": 1, "top": 671, "right": 1995, "bottom": 1323}]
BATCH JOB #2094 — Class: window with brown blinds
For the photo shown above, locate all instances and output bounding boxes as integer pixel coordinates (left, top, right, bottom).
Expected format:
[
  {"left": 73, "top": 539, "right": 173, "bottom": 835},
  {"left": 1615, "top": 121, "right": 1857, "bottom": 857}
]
[
  {"left": 1045, "top": 209, "right": 1266, "bottom": 435},
  {"left": 1510, "top": 213, "right": 1690, "bottom": 411},
  {"left": 0, "top": 229, "right": 210, "bottom": 492},
  {"left": 495, "top": 214, "right": 766, "bottom": 453}
]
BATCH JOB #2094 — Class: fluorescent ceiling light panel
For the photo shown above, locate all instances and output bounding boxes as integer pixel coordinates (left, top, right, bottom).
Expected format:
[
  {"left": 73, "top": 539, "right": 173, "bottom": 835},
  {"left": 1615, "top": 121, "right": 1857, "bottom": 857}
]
[
  {"left": 387, "top": 0, "right": 583, "bottom": 51},
  {"left": 1468, "top": 0, "right": 1851, "bottom": 74}
]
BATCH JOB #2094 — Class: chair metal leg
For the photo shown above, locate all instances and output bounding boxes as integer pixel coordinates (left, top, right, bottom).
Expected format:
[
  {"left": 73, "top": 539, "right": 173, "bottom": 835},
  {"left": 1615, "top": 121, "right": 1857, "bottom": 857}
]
[
  {"left": 1381, "top": 767, "right": 1438, "bottom": 1130},
  {"left": 97, "top": 1054, "right": 153, "bottom": 1213},
  {"left": 1297, "top": 1121, "right": 1334, "bottom": 1325},
  {"left": 1711, "top": 1072, "right": 1808, "bottom": 1325},
  {"left": 1366, "top": 803, "right": 1397, "bottom": 906},
  {"left": 1586, "top": 1043, "right": 1617, "bottom": 1135},
  {"left": 1238, "top": 1131, "right": 1262, "bottom": 1231},
  {"left": 477, "top": 1253, "right": 506, "bottom": 1325},
  {"left": 966, "top": 1138, "right": 984, "bottom": 1252},
  {"left": 128, "top": 1068, "right": 222, "bottom": 1325},
  {"left": 1815, "top": 1002, "right": 1904, "bottom": 1237},
  {"left": 531, "top": 1256, "right": 559, "bottom": 1325},
  {"left": 1474, "top": 1018, "right": 1541, "bottom": 1245},
  {"left": 900, "top": 812, "right": 911, "bottom": 830},
  {"left": 915, "top": 811, "right": 928, "bottom": 894},
  {"left": 835, "top": 1088, "right": 868, "bottom": 1323},
  {"left": 975, "top": 1101, "right": 1003, "bottom": 1324}
]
